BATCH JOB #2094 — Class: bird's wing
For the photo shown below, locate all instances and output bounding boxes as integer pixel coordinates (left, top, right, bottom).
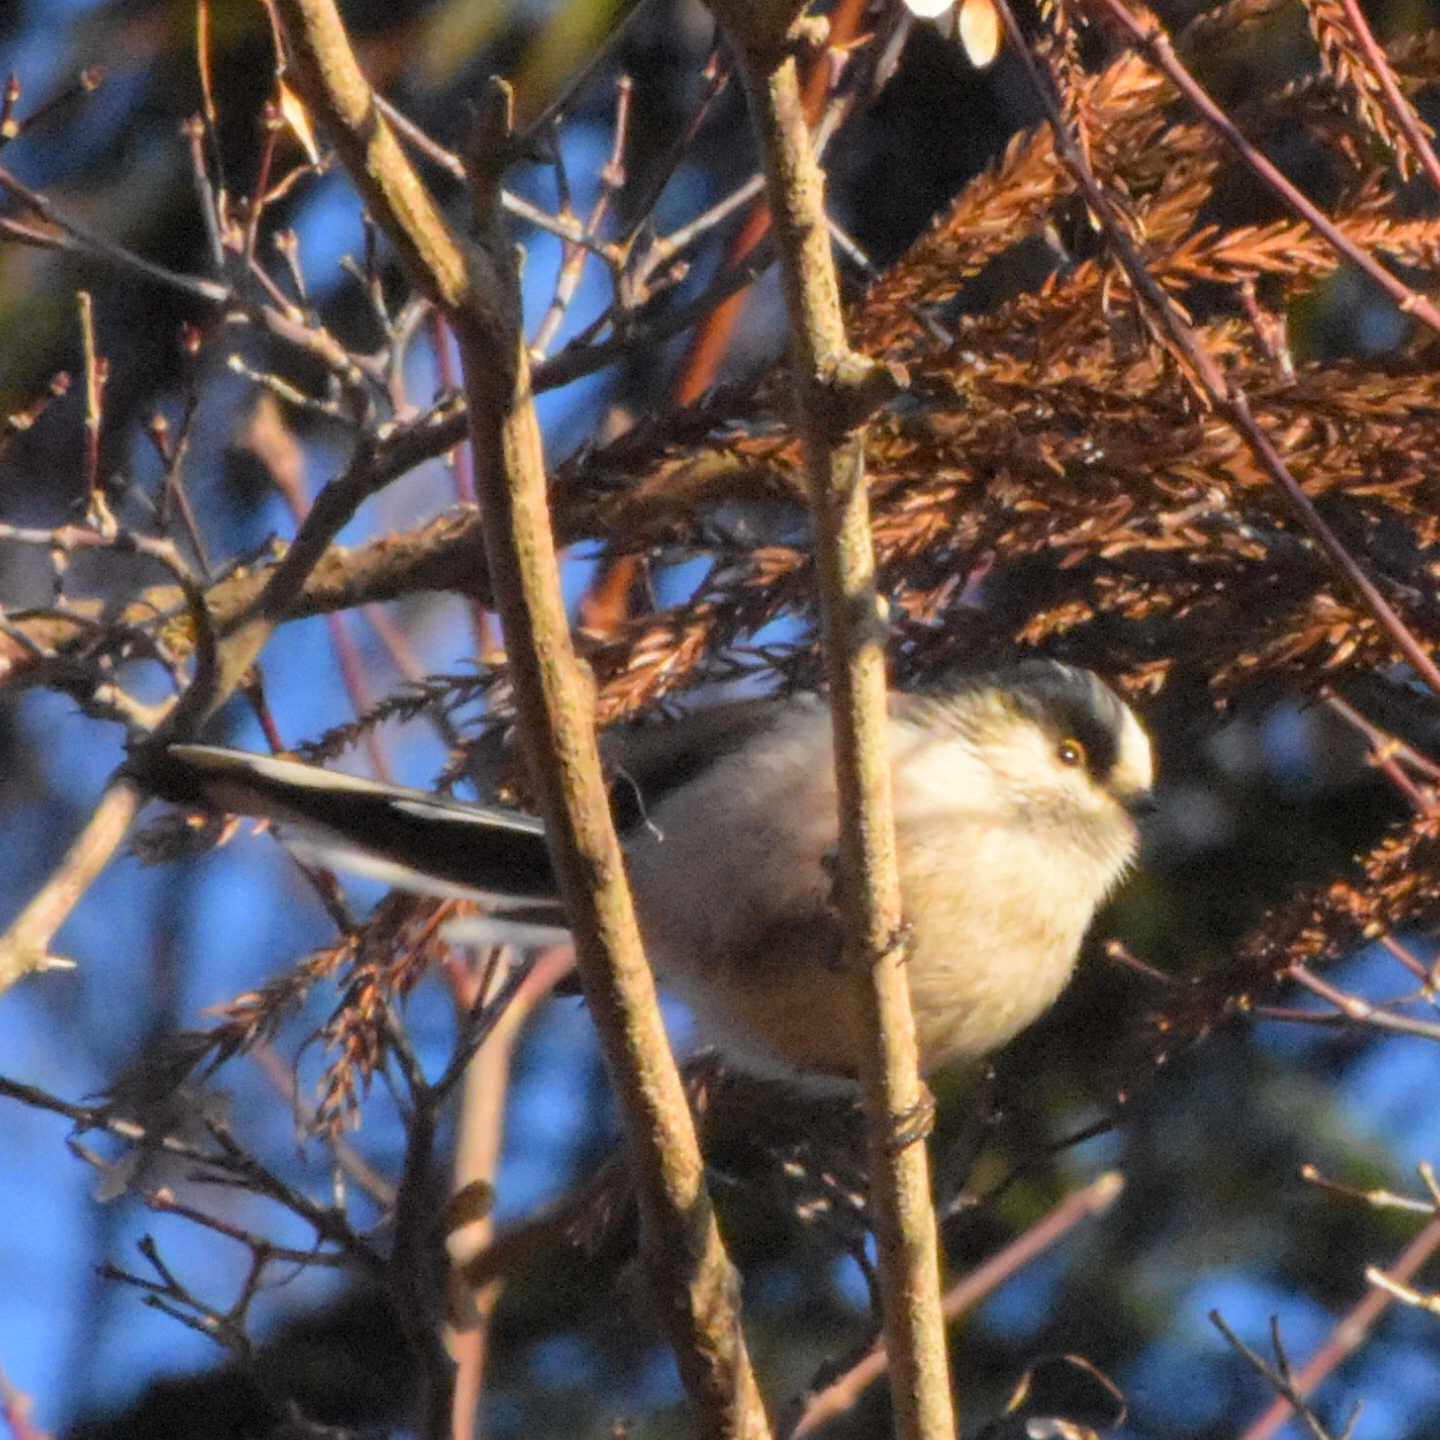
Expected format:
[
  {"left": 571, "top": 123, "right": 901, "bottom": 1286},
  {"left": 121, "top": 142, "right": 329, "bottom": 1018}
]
[
  {"left": 138, "top": 694, "right": 802, "bottom": 916},
  {"left": 603, "top": 694, "right": 797, "bottom": 834},
  {"left": 142, "top": 745, "right": 561, "bottom": 907}
]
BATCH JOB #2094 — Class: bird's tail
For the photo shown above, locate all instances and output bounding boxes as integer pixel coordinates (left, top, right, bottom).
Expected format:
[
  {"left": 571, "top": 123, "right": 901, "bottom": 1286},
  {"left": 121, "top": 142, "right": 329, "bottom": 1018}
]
[{"left": 134, "top": 744, "right": 570, "bottom": 947}]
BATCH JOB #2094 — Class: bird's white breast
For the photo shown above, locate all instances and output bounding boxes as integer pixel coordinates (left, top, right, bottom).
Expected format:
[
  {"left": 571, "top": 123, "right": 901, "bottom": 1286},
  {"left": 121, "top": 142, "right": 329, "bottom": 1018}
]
[{"left": 623, "top": 702, "right": 1132, "bottom": 1082}]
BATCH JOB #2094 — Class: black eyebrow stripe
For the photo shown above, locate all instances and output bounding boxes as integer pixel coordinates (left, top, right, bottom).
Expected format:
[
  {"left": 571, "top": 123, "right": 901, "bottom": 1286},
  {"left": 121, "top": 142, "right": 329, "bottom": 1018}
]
[
  {"left": 1004, "top": 669, "right": 1124, "bottom": 779},
  {"left": 902, "top": 661, "right": 1131, "bottom": 781}
]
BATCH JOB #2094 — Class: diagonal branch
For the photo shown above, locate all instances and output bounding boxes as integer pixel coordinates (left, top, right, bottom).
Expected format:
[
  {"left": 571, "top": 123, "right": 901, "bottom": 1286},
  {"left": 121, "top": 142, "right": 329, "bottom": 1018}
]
[
  {"left": 270, "top": 6, "right": 770, "bottom": 1439},
  {"left": 790, "top": 1171, "right": 1124, "bottom": 1438},
  {"left": 1086, "top": 0, "right": 1440, "bottom": 340},
  {"left": 0, "top": 778, "right": 142, "bottom": 998}
]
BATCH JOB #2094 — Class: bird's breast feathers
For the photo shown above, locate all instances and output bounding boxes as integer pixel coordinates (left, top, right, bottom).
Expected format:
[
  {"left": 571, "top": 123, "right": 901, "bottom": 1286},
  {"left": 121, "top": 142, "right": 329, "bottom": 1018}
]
[{"left": 624, "top": 704, "right": 1133, "bottom": 1079}]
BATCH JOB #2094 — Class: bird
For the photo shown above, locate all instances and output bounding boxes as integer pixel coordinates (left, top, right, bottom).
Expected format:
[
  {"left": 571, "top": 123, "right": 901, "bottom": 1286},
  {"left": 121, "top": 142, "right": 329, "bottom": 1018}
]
[{"left": 134, "top": 661, "right": 1154, "bottom": 1090}]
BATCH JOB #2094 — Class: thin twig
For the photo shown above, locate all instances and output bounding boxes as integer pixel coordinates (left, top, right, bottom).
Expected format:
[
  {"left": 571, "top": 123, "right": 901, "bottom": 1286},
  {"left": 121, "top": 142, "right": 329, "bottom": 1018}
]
[
  {"left": 514, "top": 0, "right": 658, "bottom": 150},
  {"left": 529, "top": 75, "right": 633, "bottom": 361},
  {"left": 1323, "top": 691, "right": 1440, "bottom": 784},
  {"left": 0, "top": 166, "right": 229, "bottom": 303},
  {"left": 374, "top": 92, "right": 623, "bottom": 261},
  {"left": 0, "top": 1074, "right": 386, "bottom": 1275},
  {"left": 1240, "top": 1216, "right": 1440, "bottom": 1439},
  {"left": 149, "top": 358, "right": 214, "bottom": 577},
  {"left": 0, "top": 66, "right": 103, "bottom": 153},
  {"left": 1286, "top": 962, "right": 1440, "bottom": 1043},
  {"left": 790, "top": 1171, "right": 1124, "bottom": 1438},
  {"left": 1365, "top": 1265, "right": 1440, "bottom": 1313},
  {"left": 1214, "top": 1314, "right": 1337, "bottom": 1440},
  {"left": 141, "top": 1188, "right": 351, "bottom": 1270},
  {"left": 619, "top": 46, "right": 731, "bottom": 249},
  {"left": 1300, "top": 1163, "right": 1436, "bottom": 1216},
  {"left": 1323, "top": 699, "right": 1437, "bottom": 812}
]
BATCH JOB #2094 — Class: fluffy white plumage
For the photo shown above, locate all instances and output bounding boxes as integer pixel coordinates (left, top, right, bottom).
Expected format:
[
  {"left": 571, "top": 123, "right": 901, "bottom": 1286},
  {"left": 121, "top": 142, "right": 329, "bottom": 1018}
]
[{"left": 625, "top": 672, "right": 1151, "bottom": 1085}]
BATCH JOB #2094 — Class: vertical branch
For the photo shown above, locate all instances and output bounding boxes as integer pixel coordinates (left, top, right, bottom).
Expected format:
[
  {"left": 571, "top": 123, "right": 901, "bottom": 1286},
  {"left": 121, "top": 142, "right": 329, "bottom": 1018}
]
[
  {"left": 76, "top": 289, "right": 105, "bottom": 522},
  {"left": 445, "top": 949, "right": 571, "bottom": 1440},
  {"left": 455, "top": 83, "right": 770, "bottom": 1440},
  {"left": 705, "top": 6, "right": 956, "bottom": 1440},
  {"left": 269, "top": 7, "right": 770, "bottom": 1439}
]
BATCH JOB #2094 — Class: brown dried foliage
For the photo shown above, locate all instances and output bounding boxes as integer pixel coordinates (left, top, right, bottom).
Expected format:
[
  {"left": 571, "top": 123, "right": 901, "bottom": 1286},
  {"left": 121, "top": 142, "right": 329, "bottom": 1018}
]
[
  {"left": 1300, "top": 0, "right": 1436, "bottom": 180},
  {"left": 11, "top": 1, "right": 1440, "bottom": 1110},
  {"left": 541, "top": 16, "right": 1440, "bottom": 1055}
]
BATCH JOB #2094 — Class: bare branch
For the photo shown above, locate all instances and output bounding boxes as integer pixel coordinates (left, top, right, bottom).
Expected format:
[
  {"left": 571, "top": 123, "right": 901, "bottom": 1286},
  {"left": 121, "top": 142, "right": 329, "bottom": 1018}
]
[
  {"left": 1241, "top": 1217, "right": 1440, "bottom": 1439},
  {"left": 0, "top": 778, "right": 142, "bottom": 999},
  {"left": 0, "top": 164, "right": 230, "bottom": 303},
  {"left": 790, "top": 1171, "right": 1124, "bottom": 1438},
  {"left": 706, "top": 5, "right": 954, "bottom": 1440},
  {"left": 1286, "top": 962, "right": 1440, "bottom": 1043},
  {"left": 270, "top": 6, "right": 770, "bottom": 1436}
]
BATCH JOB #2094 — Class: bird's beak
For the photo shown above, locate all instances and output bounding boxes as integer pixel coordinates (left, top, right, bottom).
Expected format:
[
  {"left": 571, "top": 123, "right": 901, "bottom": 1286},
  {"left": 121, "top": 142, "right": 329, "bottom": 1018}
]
[{"left": 1121, "top": 788, "right": 1158, "bottom": 817}]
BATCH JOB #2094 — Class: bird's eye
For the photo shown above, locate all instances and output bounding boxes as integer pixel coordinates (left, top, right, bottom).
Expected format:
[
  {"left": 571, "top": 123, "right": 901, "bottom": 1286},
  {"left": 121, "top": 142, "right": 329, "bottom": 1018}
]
[{"left": 1057, "top": 738, "right": 1087, "bottom": 768}]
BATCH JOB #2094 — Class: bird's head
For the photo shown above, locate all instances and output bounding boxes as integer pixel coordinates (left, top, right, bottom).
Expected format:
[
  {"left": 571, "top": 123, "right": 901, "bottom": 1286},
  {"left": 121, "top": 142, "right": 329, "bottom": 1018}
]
[{"left": 915, "top": 660, "right": 1155, "bottom": 864}]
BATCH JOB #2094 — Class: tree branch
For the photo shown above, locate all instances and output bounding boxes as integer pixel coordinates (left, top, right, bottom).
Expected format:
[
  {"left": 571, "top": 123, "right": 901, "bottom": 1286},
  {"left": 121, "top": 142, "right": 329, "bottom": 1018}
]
[
  {"left": 0, "top": 778, "right": 142, "bottom": 999},
  {"left": 271, "top": 6, "right": 770, "bottom": 1437},
  {"left": 705, "top": 5, "right": 955, "bottom": 1440},
  {"left": 790, "top": 1171, "right": 1124, "bottom": 1438},
  {"left": 1241, "top": 1216, "right": 1440, "bottom": 1439}
]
